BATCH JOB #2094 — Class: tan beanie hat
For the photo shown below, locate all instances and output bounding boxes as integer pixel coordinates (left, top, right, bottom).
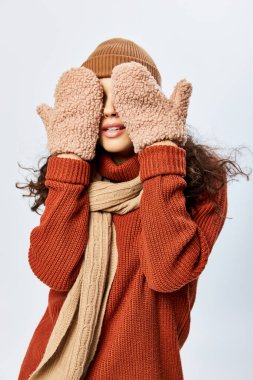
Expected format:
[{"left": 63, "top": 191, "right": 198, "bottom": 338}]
[{"left": 81, "top": 37, "right": 162, "bottom": 87}]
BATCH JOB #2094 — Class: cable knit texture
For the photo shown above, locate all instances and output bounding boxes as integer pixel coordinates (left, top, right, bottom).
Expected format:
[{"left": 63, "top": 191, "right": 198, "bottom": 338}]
[
  {"left": 18, "top": 145, "right": 228, "bottom": 380},
  {"left": 36, "top": 67, "right": 104, "bottom": 160},
  {"left": 111, "top": 61, "right": 193, "bottom": 152}
]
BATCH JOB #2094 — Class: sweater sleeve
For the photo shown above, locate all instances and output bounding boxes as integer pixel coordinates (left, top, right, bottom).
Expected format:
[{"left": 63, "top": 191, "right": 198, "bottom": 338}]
[
  {"left": 137, "top": 144, "right": 228, "bottom": 293},
  {"left": 28, "top": 156, "right": 91, "bottom": 292}
]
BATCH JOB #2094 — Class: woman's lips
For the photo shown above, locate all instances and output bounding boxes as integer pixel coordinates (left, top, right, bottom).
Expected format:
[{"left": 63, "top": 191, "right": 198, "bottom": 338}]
[{"left": 100, "top": 123, "right": 126, "bottom": 138}]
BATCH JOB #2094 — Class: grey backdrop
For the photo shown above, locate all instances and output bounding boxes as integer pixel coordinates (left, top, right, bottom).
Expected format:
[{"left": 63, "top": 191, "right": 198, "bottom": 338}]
[{"left": 0, "top": 0, "right": 252, "bottom": 379}]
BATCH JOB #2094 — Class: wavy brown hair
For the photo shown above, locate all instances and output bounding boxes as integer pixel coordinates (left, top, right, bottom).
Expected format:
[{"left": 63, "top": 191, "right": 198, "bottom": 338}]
[{"left": 15, "top": 132, "right": 252, "bottom": 217}]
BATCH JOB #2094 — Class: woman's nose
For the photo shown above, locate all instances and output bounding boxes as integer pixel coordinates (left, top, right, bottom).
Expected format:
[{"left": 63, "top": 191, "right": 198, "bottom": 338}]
[
  {"left": 104, "top": 109, "right": 118, "bottom": 118},
  {"left": 103, "top": 99, "right": 118, "bottom": 118}
]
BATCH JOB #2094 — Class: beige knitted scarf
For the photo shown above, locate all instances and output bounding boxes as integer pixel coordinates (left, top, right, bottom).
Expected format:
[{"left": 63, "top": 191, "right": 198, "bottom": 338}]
[{"left": 28, "top": 171, "right": 143, "bottom": 380}]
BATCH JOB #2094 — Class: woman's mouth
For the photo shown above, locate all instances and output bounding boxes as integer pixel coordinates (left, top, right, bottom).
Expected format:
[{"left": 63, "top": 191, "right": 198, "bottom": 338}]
[{"left": 100, "top": 124, "right": 126, "bottom": 138}]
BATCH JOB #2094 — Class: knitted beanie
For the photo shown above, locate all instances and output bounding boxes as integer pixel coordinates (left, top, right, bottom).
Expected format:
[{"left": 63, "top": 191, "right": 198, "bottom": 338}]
[{"left": 81, "top": 37, "right": 162, "bottom": 87}]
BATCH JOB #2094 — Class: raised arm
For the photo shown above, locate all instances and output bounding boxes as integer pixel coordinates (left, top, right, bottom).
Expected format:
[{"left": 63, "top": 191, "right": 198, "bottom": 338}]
[
  {"left": 110, "top": 62, "right": 227, "bottom": 293},
  {"left": 29, "top": 65, "right": 104, "bottom": 290}
]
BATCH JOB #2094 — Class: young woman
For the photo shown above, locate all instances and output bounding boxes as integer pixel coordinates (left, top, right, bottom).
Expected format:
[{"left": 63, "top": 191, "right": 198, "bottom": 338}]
[{"left": 16, "top": 38, "right": 249, "bottom": 380}]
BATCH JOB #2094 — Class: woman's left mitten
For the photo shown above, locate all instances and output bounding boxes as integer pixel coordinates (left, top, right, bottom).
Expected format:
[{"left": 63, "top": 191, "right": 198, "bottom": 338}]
[{"left": 111, "top": 61, "right": 193, "bottom": 153}]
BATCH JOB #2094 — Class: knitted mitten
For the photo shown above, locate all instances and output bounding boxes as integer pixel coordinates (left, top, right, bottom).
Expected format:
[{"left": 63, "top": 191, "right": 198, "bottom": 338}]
[
  {"left": 111, "top": 61, "right": 193, "bottom": 153},
  {"left": 36, "top": 66, "right": 104, "bottom": 160}
]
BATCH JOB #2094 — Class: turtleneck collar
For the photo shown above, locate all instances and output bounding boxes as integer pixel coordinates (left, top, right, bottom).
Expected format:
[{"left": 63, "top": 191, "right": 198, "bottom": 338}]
[{"left": 97, "top": 150, "right": 140, "bottom": 182}]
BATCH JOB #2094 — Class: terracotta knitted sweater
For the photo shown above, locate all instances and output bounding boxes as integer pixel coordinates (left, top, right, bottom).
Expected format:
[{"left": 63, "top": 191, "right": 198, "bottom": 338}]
[{"left": 18, "top": 144, "right": 228, "bottom": 380}]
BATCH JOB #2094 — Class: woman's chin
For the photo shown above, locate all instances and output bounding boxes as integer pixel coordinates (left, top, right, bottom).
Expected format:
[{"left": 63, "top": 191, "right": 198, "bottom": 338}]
[{"left": 98, "top": 134, "right": 133, "bottom": 154}]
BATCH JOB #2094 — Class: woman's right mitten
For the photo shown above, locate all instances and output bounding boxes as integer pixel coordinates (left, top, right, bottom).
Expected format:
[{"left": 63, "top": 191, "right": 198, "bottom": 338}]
[{"left": 36, "top": 66, "right": 104, "bottom": 161}]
